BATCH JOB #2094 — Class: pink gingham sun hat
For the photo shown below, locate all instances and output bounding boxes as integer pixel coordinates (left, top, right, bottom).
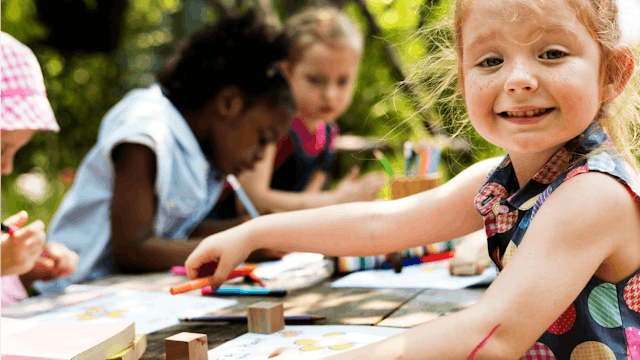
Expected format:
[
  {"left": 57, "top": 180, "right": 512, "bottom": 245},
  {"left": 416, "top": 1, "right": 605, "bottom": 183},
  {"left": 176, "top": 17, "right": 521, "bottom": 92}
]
[{"left": 1, "top": 32, "right": 59, "bottom": 132}]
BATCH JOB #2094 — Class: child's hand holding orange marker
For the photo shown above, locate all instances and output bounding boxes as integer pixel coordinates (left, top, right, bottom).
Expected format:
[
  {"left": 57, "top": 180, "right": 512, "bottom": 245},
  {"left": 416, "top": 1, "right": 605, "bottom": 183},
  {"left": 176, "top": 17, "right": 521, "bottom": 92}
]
[{"left": 170, "top": 263, "right": 263, "bottom": 295}]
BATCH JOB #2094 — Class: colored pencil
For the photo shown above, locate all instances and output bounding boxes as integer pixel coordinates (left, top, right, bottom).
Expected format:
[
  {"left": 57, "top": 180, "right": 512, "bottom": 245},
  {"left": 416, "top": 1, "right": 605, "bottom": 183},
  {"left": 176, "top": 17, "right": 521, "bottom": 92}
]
[
  {"left": 373, "top": 149, "right": 394, "bottom": 177},
  {"left": 417, "top": 141, "right": 427, "bottom": 177},
  {"left": 201, "top": 286, "right": 287, "bottom": 297},
  {"left": 428, "top": 145, "right": 441, "bottom": 174},
  {"left": 413, "top": 153, "right": 421, "bottom": 177},
  {"left": 403, "top": 141, "right": 413, "bottom": 177},
  {"left": 1, "top": 222, "right": 18, "bottom": 235},
  {"left": 180, "top": 315, "right": 324, "bottom": 322},
  {"left": 226, "top": 174, "right": 260, "bottom": 218}
]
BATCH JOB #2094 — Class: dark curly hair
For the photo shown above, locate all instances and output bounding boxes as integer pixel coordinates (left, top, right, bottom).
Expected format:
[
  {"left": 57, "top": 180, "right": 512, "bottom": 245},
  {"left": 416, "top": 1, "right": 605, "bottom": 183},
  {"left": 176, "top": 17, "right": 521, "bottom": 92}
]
[{"left": 157, "top": 10, "right": 293, "bottom": 115}]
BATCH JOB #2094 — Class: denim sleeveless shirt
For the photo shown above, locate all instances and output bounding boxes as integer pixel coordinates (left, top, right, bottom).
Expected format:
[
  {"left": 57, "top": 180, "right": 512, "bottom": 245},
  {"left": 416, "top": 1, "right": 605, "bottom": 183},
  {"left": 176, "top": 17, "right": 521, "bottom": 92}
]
[
  {"left": 475, "top": 126, "right": 640, "bottom": 359},
  {"left": 34, "top": 84, "right": 223, "bottom": 295}
]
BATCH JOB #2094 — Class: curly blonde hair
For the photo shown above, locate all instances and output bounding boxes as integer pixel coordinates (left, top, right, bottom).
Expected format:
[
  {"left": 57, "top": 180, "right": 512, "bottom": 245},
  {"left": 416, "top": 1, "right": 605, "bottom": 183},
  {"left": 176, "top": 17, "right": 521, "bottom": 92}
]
[{"left": 406, "top": 0, "right": 640, "bottom": 170}]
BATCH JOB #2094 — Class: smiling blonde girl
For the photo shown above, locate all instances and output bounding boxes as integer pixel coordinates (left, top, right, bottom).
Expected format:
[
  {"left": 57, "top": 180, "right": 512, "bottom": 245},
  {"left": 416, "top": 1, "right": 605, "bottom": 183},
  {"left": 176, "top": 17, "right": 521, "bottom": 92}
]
[{"left": 187, "top": 0, "right": 640, "bottom": 358}]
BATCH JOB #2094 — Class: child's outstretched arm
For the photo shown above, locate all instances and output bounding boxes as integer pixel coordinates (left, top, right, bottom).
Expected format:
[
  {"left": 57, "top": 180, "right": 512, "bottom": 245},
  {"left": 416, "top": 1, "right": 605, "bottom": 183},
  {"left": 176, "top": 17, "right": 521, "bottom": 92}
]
[
  {"left": 271, "top": 171, "right": 640, "bottom": 360},
  {"left": 237, "top": 143, "right": 384, "bottom": 213},
  {"left": 186, "top": 156, "right": 502, "bottom": 290}
]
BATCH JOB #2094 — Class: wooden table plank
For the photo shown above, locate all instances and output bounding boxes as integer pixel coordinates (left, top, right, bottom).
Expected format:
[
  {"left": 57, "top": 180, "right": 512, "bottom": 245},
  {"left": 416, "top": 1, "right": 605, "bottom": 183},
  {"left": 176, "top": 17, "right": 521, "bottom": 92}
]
[
  {"left": 208, "top": 282, "right": 421, "bottom": 325},
  {"left": 376, "top": 287, "right": 486, "bottom": 328}
]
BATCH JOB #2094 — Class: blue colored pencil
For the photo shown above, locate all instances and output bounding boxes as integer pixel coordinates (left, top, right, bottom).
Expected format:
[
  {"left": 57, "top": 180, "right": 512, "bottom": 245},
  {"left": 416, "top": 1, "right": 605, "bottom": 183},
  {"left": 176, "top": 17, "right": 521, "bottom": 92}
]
[
  {"left": 226, "top": 174, "right": 260, "bottom": 218},
  {"left": 202, "top": 286, "right": 287, "bottom": 297},
  {"left": 428, "top": 146, "right": 441, "bottom": 174}
]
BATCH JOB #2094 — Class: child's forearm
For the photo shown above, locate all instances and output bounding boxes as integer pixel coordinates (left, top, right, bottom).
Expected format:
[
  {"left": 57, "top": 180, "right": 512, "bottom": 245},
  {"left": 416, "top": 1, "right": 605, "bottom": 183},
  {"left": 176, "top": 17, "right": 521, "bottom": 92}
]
[
  {"left": 248, "top": 157, "right": 500, "bottom": 257},
  {"left": 249, "top": 201, "right": 398, "bottom": 256}
]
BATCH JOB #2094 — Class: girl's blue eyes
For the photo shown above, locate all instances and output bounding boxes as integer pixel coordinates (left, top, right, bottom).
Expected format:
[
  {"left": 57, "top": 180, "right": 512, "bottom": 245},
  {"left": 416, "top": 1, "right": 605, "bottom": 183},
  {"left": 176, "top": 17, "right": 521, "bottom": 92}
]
[
  {"left": 540, "top": 49, "right": 566, "bottom": 60},
  {"left": 480, "top": 57, "right": 503, "bottom": 67},
  {"left": 479, "top": 49, "right": 566, "bottom": 67}
]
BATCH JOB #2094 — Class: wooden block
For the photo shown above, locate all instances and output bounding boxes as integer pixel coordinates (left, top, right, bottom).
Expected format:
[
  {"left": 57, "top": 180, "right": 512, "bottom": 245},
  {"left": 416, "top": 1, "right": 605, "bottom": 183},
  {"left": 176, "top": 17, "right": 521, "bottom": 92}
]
[
  {"left": 247, "top": 301, "right": 285, "bottom": 334},
  {"left": 450, "top": 261, "right": 480, "bottom": 276},
  {"left": 108, "top": 334, "right": 147, "bottom": 360},
  {"left": 449, "top": 230, "right": 491, "bottom": 276},
  {"left": 390, "top": 174, "right": 441, "bottom": 200},
  {"left": 165, "top": 332, "right": 208, "bottom": 360}
]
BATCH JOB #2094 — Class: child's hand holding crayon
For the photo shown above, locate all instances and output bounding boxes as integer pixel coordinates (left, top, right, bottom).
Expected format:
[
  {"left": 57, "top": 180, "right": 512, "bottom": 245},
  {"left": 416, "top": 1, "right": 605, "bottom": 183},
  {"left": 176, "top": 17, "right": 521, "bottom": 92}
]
[
  {"left": 185, "top": 226, "right": 254, "bottom": 290},
  {"left": 1, "top": 211, "right": 46, "bottom": 276}
]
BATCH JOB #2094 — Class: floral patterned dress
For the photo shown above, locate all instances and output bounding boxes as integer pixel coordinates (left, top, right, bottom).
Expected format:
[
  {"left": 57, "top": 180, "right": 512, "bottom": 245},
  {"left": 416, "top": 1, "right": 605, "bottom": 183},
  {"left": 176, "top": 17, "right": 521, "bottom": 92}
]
[{"left": 475, "top": 126, "right": 640, "bottom": 359}]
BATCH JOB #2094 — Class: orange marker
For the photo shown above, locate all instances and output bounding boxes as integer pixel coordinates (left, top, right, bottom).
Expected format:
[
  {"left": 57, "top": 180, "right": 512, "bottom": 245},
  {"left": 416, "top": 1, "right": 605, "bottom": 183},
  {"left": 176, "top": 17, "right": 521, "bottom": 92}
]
[
  {"left": 248, "top": 272, "right": 268, "bottom": 287},
  {"left": 170, "top": 263, "right": 263, "bottom": 295},
  {"left": 170, "top": 278, "right": 211, "bottom": 295}
]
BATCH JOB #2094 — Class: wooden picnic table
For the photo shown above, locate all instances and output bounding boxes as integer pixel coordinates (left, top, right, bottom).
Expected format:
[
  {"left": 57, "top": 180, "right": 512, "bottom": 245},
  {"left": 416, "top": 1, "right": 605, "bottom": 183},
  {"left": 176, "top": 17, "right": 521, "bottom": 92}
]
[{"left": 86, "top": 268, "right": 487, "bottom": 359}]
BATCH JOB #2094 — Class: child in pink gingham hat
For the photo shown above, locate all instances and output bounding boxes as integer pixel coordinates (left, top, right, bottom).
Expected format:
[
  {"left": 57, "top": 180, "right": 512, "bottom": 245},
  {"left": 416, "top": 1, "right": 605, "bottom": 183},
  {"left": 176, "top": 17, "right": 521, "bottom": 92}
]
[
  {"left": 1, "top": 32, "right": 77, "bottom": 307},
  {"left": 1, "top": 32, "right": 59, "bottom": 132}
]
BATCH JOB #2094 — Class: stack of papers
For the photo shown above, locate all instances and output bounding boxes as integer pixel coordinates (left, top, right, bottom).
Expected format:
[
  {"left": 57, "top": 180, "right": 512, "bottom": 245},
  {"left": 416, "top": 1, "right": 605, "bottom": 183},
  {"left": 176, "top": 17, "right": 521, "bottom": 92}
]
[
  {"left": 1, "top": 317, "right": 135, "bottom": 359},
  {"left": 2, "top": 285, "right": 237, "bottom": 334}
]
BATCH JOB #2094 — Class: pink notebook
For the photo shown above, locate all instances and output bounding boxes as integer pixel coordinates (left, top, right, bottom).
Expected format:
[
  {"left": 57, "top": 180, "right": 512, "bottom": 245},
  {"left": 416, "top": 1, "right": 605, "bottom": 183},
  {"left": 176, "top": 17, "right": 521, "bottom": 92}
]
[{"left": 1, "top": 317, "right": 135, "bottom": 360}]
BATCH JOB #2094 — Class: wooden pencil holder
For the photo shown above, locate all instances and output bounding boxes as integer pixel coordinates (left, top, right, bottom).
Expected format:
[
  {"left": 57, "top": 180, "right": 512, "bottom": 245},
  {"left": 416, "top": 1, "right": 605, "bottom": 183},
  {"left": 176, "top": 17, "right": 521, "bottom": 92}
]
[{"left": 390, "top": 174, "right": 441, "bottom": 200}]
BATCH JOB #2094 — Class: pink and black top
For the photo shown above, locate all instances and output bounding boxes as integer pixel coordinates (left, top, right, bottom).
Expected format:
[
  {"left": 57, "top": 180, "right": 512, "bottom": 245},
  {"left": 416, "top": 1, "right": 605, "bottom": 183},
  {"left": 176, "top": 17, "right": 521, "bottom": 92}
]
[{"left": 270, "top": 118, "right": 339, "bottom": 192}]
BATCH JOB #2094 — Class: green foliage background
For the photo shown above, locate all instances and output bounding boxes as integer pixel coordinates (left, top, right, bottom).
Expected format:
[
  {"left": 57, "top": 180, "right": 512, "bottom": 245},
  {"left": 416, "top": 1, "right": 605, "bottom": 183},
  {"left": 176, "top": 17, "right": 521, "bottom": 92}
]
[{"left": 1, "top": 0, "right": 500, "bottom": 225}]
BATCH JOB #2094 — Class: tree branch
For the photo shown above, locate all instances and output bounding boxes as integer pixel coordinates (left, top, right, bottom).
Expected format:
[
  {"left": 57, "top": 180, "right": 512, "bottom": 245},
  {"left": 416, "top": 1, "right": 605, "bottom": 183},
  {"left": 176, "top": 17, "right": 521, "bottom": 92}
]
[{"left": 352, "top": 0, "right": 446, "bottom": 137}]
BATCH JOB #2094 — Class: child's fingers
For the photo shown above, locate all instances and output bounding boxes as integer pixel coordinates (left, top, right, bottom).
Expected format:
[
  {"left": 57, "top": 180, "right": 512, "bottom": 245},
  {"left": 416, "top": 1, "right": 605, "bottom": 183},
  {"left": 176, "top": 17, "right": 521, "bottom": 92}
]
[
  {"left": 3, "top": 210, "right": 29, "bottom": 227},
  {"left": 42, "top": 242, "right": 64, "bottom": 260},
  {"left": 16, "top": 221, "right": 46, "bottom": 248},
  {"left": 185, "top": 250, "right": 220, "bottom": 280},
  {"left": 209, "top": 257, "right": 237, "bottom": 291},
  {"left": 45, "top": 242, "right": 79, "bottom": 275},
  {"left": 33, "top": 257, "right": 56, "bottom": 270}
]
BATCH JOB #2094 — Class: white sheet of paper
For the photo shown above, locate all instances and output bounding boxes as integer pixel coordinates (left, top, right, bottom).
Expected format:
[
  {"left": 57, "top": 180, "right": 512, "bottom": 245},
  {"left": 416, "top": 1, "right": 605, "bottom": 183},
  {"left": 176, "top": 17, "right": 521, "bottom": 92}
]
[
  {"left": 208, "top": 325, "right": 406, "bottom": 359},
  {"left": 3, "top": 285, "right": 236, "bottom": 334},
  {"left": 252, "top": 252, "right": 328, "bottom": 280},
  {"left": 331, "top": 260, "right": 497, "bottom": 290}
]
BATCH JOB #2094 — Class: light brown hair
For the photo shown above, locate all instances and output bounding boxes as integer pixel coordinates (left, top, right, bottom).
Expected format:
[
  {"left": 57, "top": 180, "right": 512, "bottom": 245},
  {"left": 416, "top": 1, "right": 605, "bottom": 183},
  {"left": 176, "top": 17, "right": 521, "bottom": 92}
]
[{"left": 283, "top": 7, "right": 363, "bottom": 65}]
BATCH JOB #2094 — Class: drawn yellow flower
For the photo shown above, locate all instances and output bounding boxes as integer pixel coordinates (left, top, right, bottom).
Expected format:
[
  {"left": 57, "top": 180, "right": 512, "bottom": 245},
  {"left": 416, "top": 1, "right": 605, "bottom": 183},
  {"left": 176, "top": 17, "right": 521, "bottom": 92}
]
[{"left": 295, "top": 332, "right": 355, "bottom": 351}]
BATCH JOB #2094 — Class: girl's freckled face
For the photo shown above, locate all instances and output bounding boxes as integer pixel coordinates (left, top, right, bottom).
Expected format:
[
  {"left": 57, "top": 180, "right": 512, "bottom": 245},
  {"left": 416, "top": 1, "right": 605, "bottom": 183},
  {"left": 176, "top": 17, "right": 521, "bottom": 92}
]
[{"left": 460, "top": 0, "right": 603, "bottom": 159}]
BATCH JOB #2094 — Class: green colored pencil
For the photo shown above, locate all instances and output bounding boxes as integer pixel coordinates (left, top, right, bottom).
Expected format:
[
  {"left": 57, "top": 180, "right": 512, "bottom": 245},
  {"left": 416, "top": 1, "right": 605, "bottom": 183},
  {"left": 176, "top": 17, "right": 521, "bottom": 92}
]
[{"left": 374, "top": 149, "right": 394, "bottom": 176}]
